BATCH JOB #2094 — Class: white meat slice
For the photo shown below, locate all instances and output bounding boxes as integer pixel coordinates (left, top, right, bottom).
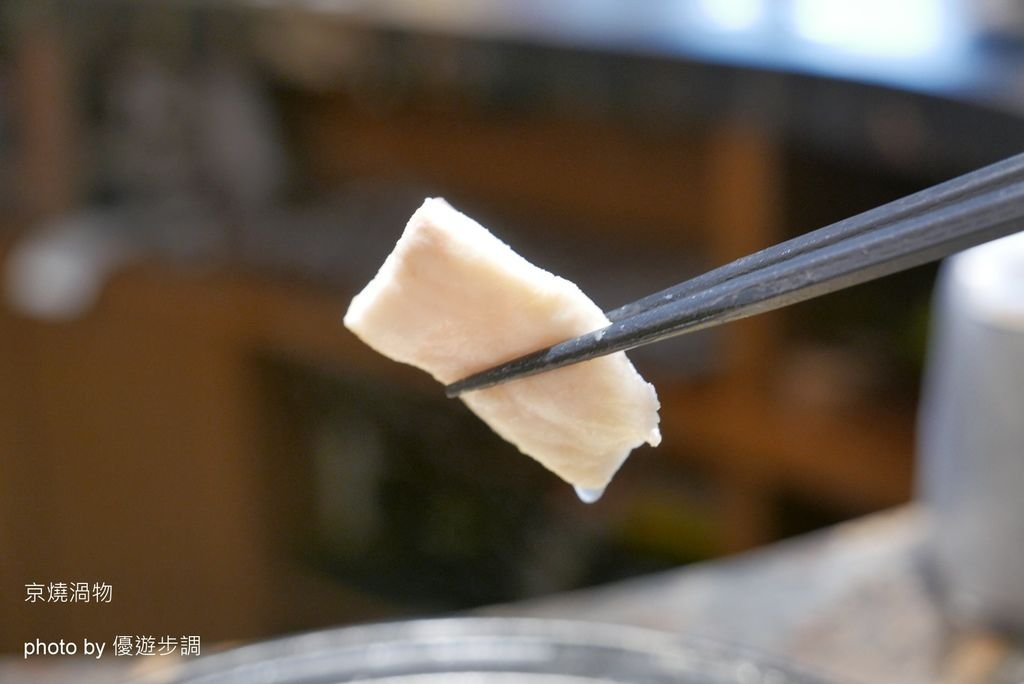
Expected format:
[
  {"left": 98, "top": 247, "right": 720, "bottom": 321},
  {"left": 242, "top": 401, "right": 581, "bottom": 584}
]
[{"left": 344, "top": 198, "right": 661, "bottom": 493}]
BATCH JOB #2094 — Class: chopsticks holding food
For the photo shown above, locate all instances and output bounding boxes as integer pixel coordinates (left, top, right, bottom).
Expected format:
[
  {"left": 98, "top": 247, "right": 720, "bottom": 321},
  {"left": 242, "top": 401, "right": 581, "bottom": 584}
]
[{"left": 445, "top": 152, "right": 1024, "bottom": 397}]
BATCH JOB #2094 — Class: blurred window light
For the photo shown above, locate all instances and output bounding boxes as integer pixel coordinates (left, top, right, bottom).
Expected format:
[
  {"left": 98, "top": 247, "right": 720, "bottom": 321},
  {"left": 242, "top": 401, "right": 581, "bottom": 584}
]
[
  {"left": 790, "top": 0, "right": 952, "bottom": 58},
  {"left": 696, "top": 0, "right": 765, "bottom": 32}
]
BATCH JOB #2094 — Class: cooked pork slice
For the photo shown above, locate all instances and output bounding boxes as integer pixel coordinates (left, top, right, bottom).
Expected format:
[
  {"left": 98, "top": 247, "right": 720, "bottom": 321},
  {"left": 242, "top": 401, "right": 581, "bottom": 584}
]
[{"left": 344, "top": 198, "right": 661, "bottom": 496}]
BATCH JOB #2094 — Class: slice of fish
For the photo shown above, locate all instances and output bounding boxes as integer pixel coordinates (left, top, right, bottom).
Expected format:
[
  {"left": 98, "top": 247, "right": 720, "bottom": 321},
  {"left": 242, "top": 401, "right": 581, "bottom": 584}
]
[{"left": 344, "top": 198, "right": 661, "bottom": 494}]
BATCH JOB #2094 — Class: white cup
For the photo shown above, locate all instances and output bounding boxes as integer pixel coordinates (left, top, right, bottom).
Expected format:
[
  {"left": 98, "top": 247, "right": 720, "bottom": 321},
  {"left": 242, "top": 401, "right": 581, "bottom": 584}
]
[{"left": 918, "top": 230, "right": 1024, "bottom": 635}]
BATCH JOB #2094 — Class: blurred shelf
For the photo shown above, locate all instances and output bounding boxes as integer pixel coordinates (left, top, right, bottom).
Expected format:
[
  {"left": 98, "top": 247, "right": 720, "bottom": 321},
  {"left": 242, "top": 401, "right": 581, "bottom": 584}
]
[
  {"left": 0, "top": 4, "right": 945, "bottom": 649},
  {"left": 0, "top": 225, "right": 917, "bottom": 648},
  {"left": 663, "top": 384, "right": 913, "bottom": 509}
]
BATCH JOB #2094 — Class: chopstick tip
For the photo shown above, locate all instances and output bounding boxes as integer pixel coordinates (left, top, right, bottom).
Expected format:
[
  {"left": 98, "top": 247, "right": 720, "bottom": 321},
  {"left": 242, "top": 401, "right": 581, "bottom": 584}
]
[
  {"left": 445, "top": 370, "right": 498, "bottom": 397},
  {"left": 444, "top": 382, "right": 466, "bottom": 398}
]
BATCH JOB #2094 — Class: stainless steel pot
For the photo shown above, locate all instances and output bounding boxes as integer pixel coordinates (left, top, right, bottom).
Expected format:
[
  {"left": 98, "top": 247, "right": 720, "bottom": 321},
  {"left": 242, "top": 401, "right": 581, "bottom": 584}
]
[{"left": 131, "top": 617, "right": 837, "bottom": 683}]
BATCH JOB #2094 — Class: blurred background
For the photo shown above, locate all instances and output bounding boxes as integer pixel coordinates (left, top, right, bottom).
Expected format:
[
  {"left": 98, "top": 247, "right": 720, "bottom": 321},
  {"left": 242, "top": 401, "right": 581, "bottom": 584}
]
[{"left": 3, "top": 0, "right": 1024, "bottom": 658}]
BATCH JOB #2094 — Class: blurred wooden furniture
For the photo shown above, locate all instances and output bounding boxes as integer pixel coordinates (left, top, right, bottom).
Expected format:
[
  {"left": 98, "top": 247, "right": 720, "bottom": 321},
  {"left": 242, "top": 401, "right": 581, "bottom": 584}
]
[
  {"left": 0, "top": 238, "right": 911, "bottom": 652},
  {"left": 0, "top": 261, "right": 409, "bottom": 652},
  {"left": 0, "top": 3, "right": 921, "bottom": 653}
]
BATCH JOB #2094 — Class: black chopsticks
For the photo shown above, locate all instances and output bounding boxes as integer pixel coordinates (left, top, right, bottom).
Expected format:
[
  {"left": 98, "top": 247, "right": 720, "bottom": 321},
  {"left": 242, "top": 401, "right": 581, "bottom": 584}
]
[{"left": 445, "top": 152, "right": 1024, "bottom": 397}]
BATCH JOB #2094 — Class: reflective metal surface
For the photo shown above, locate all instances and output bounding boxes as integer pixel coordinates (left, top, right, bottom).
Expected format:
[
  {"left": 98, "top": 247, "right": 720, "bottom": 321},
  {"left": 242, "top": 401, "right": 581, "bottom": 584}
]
[{"left": 133, "top": 618, "right": 837, "bottom": 683}]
